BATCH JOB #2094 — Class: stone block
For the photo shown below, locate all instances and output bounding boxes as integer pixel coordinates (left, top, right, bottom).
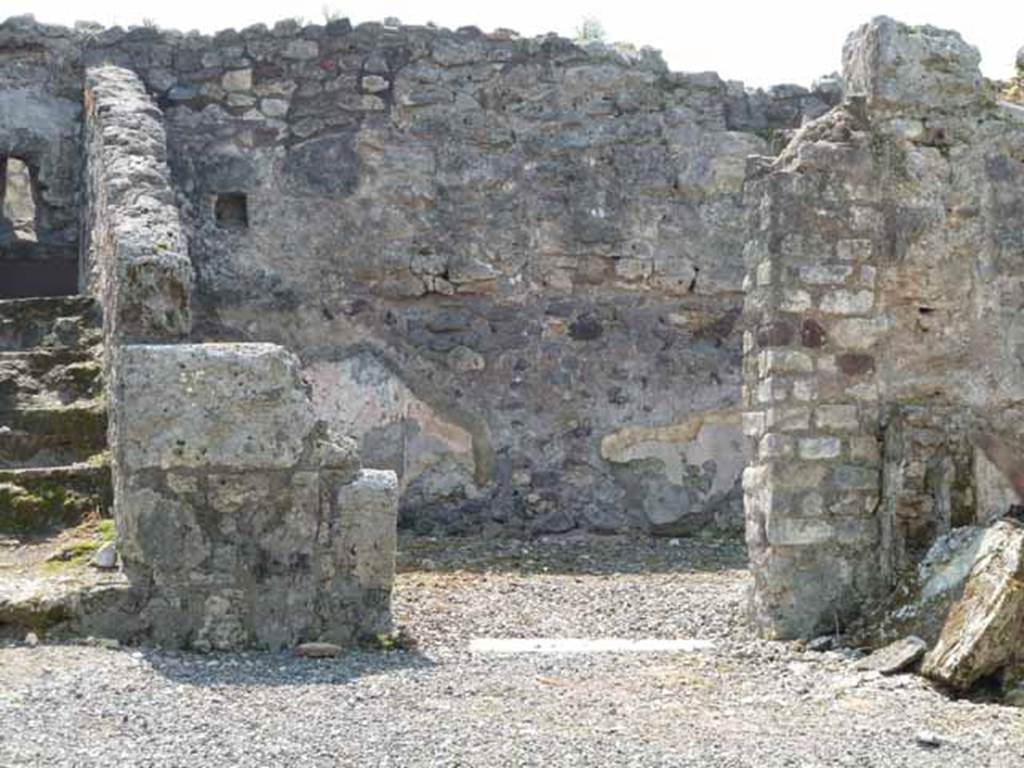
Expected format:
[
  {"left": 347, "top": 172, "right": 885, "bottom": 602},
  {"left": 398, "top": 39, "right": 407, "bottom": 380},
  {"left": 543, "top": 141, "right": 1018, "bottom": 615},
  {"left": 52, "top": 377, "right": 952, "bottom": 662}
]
[
  {"left": 922, "top": 520, "right": 1024, "bottom": 689},
  {"left": 792, "top": 379, "right": 819, "bottom": 402},
  {"left": 766, "top": 515, "right": 874, "bottom": 547},
  {"left": 849, "top": 436, "right": 881, "bottom": 462},
  {"left": 854, "top": 636, "right": 928, "bottom": 674},
  {"left": 765, "top": 406, "right": 811, "bottom": 432},
  {"left": 759, "top": 433, "right": 795, "bottom": 459},
  {"left": 798, "top": 264, "right": 853, "bottom": 285},
  {"left": 831, "top": 464, "right": 879, "bottom": 490},
  {"left": 117, "top": 461, "right": 398, "bottom": 651},
  {"left": 119, "top": 343, "right": 316, "bottom": 471},
  {"left": 799, "top": 436, "right": 841, "bottom": 460},
  {"left": 770, "top": 462, "right": 828, "bottom": 490},
  {"left": 820, "top": 290, "right": 874, "bottom": 316},
  {"left": 759, "top": 350, "right": 814, "bottom": 376},
  {"left": 743, "top": 410, "right": 766, "bottom": 437},
  {"left": 333, "top": 469, "right": 399, "bottom": 590},
  {"left": 829, "top": 318, "right": 888, "bottom": 350},
  {"left": 284, "top": 39, "right": 320, "bottom": 59},
  {"left": 800, "top": 319, "right": 826, "bottom": 348},
  {"left": 837, "top": 353, "right": 875, "bottom": 376},
  {"left": 221, "top": 68, "right": 253, "bottom": 92},
  {"left": 362, "top": 75, "right": 389, "bottom": 93},
  {"left": 756, "top": 377, "right": 790, "bottom": 404},
  {"left": 815, "top": 404, "right": 859, "bottom": 430},
  {"left": 756, "top": 321, "right": 796, "bottom": 348},
  {"left": 260, "top": 98, "right": 289, "bottom": 117},
  {"left": 843, "top": 16, "right": 984, "bottom": 112},
  {"left": 780, "top": 289, "right": 812, "bottom": 313}
]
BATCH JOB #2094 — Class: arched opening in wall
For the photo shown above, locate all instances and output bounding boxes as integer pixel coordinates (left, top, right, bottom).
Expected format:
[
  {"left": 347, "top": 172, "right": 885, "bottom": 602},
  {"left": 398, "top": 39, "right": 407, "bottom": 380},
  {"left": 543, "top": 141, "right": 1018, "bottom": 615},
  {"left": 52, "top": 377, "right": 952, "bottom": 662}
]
[{"left": 0, "top": 154, "right": 78, "bottom": 299}]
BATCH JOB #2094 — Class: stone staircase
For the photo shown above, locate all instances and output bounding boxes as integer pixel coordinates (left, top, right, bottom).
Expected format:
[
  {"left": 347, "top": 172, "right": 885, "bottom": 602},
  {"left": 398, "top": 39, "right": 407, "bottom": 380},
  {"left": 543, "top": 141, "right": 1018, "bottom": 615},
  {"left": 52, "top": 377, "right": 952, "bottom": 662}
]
[{"left": 0, "top": 295, "right": 111, "bottom": 539}]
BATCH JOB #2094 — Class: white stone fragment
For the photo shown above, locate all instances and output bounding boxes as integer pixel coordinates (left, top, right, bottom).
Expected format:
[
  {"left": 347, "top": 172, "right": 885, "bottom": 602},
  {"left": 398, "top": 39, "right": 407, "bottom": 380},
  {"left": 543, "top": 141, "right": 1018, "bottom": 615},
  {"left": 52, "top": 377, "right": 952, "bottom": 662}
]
[
  {"left": 469, "top": 638, "right": 714, "bottom": 654},
  {"left": 221, "top": 68, "right": 252, "bottom": 92},
  {"left": 820, "top": 290, "right": 874, "bottom": 316},
  {"left": 91, "top": 541, "right": 118, "bottom": 569},
  {"left": 799, "top": 436, "right": 841, "bottom": 460}
]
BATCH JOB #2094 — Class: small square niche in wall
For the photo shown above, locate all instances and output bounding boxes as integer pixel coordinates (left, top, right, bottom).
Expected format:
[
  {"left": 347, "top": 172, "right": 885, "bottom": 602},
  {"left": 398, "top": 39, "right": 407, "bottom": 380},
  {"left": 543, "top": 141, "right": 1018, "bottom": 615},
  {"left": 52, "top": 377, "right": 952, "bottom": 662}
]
[{"left": 214, "top": 192, "right": 248, "bottom": 229}]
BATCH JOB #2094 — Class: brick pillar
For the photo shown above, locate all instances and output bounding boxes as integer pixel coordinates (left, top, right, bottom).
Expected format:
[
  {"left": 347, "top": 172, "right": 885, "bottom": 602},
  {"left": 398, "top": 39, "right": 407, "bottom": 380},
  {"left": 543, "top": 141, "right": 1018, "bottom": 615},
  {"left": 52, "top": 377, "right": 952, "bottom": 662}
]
[{"left": 742, "top": 142, "right": 886, "bottom": 638}]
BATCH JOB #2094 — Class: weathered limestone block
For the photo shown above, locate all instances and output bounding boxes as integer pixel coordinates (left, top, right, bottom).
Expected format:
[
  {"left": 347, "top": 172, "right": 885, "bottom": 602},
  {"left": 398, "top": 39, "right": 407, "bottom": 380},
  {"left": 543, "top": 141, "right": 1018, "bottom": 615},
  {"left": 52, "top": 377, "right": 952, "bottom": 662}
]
[
  {"left": 921, "top": 519, "right": 1024, "bottom": 690},
  {"left": 119, "top": 343, "right": 315, "bottom": 470},
  {"left": 855, "top": 525, "right": 984, "bottom": 648},
  {"left": 842, "top": 16, "right": 984, "bottom": 113},
  {"left": 854, "top": 636, "right": 928, "bottom": 675},
  {"left": 114, "top": 342, "right": 398, "bottom": 650},
  {"left": 333, "top": 470, "right": 399, "bottom": 592}
]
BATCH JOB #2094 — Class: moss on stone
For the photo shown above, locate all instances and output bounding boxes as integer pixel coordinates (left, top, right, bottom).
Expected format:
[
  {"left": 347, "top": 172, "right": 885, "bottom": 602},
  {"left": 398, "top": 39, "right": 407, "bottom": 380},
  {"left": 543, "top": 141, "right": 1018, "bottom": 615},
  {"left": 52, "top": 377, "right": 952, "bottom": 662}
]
[
  {"left": 84, "top": 450, "right": 111, "bottom": 468},
  {"left": 43, "top": 538, "right": 101, "bottom": 571},
  {"left": 1, "top": 598, "right": 71, "bottom": 635},
  {"left": 0, "top": 471, "right": 112, "bottom": 536},
  {"left": 96, "top": 518, "right": 116, "bottom": 541}
]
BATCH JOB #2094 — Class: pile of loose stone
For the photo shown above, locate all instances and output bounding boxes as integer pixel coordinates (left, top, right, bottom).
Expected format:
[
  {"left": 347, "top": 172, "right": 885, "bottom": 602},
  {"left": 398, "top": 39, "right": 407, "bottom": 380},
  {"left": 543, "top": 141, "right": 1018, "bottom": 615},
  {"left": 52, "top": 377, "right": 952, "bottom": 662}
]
[{"left": 848, "top": 433, "right": 1024, "bottom": 706}]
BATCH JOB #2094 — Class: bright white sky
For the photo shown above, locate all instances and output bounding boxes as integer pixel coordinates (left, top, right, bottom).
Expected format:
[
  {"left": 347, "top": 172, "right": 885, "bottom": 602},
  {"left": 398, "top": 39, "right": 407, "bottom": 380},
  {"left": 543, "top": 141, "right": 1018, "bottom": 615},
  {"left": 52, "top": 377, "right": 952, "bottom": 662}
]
[{"left": 12, "top": 1, "right": 1022, "bottom": 87}]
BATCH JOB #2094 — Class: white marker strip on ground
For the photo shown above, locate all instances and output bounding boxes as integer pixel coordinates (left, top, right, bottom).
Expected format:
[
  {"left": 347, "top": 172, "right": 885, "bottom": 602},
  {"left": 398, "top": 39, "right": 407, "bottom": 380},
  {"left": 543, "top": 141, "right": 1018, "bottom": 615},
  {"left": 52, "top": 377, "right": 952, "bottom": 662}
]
[{"left": 468, "top": 638, "right": 714, "bottom": 654}]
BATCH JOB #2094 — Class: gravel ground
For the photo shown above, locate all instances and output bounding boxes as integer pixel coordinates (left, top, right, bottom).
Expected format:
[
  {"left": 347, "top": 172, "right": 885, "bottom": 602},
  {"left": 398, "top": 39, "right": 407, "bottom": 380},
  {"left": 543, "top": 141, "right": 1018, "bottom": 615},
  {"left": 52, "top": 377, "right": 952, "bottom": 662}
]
[{"left": 1, "top": 533, "right": 1022, "bottom": 767}]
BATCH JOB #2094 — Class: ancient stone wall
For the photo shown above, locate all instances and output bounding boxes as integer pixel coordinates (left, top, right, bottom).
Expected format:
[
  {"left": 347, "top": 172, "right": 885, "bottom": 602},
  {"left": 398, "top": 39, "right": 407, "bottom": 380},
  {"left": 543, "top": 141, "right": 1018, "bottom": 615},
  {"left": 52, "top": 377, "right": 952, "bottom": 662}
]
[
  {"left": 0, "top": 17, "right": 82, "bottom": 295},
  {"left": 1, "top": 14, "right": 842, "bottom": 536},
  {"left": 743, "top": 17, "right": 1024, "bottom": 638},
  {"left": 4, "top": 13, "right": 1024, "bottom": 640},
  {"left": 82, "top": 65, "right": 193, "bottom": 343},
  {"left": 90, "top": 20, "right": 837, "bottom": 536}
]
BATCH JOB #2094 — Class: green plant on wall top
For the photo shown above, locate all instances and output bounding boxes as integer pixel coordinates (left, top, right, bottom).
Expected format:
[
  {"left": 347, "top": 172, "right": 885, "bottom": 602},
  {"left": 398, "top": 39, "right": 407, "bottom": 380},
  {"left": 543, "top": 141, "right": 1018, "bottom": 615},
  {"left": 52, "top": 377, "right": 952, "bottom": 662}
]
[{"left": 574, "top": 16, "right": 606, "bottom": 43}]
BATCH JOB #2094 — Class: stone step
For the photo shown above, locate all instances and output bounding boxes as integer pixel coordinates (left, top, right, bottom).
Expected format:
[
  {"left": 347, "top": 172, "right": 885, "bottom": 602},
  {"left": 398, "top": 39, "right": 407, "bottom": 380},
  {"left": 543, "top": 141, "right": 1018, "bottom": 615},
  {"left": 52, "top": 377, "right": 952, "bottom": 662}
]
[
  {"left": 0, "top": 566, "right": 135, "bottom": 641},
  {"left": 0, "top": 295, "right": 102, "bottom": 352},
  {"left": 0, "top": 348, "right": 104, "bottom": 411},
  {"left": 0, "top": 464, "right": 112, "bottom": 537},
  {"left": 0, "top": 406, "right": 107, "bottom": 468}
]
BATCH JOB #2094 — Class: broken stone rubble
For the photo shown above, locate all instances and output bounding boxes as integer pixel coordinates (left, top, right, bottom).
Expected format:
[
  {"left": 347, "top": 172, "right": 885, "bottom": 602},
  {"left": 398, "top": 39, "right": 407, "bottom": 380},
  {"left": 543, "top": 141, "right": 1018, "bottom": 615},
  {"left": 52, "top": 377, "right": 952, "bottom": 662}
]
[
  {"left": 849, "top": 516, "right": 1024, "bottom": 701},
  {"left": 921, "top": 519, "right": 1024, "bottom": 690}
]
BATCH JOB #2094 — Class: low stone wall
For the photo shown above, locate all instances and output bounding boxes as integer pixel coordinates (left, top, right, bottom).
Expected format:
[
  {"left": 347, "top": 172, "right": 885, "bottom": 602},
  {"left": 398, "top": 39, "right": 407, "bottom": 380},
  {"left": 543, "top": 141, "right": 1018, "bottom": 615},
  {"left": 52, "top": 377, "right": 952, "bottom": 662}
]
[
  {"left": 116, "top": 343, "right": 397, "bottom": 650},
  {"left": 82, "top": 65, "right": 193, "bottom": 343},
  {"left": 80, "top": 64, "right": 398, "bottom": 649}
]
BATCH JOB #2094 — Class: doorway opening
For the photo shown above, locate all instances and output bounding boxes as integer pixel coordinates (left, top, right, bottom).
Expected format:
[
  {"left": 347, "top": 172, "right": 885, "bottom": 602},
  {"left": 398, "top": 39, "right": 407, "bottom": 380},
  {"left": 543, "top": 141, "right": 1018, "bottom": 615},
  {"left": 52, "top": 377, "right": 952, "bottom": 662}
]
[{"left": 0, "top": 155, "right": 78, "bottom": 299}]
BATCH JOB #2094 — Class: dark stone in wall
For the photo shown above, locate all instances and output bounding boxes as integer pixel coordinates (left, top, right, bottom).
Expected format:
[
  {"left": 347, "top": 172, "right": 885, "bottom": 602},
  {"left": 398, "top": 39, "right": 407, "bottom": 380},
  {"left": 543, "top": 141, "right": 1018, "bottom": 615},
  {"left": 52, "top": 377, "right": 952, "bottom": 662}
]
[
  {"left": 838, "top": 353, "right": 875, "bottom": 376},
  {"left": 285, "top": 132, "right": 360, "bottom": 195},
  {"left": 801, "top": 319, "right": 826, "bottom": 348}
]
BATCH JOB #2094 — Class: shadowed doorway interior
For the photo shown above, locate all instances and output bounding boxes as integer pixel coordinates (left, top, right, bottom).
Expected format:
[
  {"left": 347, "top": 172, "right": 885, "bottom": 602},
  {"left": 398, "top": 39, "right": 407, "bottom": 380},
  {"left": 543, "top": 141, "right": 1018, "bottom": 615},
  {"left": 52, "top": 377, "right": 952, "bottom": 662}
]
[{"left": 0, "top": 155, "right": 78, "bottom": 298}]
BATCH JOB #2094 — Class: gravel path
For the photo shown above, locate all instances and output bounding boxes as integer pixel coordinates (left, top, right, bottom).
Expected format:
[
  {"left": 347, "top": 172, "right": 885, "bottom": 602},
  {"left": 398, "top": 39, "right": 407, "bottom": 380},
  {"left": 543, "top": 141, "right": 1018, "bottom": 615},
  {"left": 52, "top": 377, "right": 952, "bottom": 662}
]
[{"left": 1, "top": 533, "right": 1022, "bottom": 767}]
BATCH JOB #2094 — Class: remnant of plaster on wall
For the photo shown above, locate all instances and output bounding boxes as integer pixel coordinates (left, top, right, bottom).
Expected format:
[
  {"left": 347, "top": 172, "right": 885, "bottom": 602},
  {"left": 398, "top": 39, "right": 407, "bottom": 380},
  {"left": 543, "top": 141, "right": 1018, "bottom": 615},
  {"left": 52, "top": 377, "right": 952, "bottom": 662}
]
[{"left": 305, "top": 352, "right": 478, "bottom": 496}]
